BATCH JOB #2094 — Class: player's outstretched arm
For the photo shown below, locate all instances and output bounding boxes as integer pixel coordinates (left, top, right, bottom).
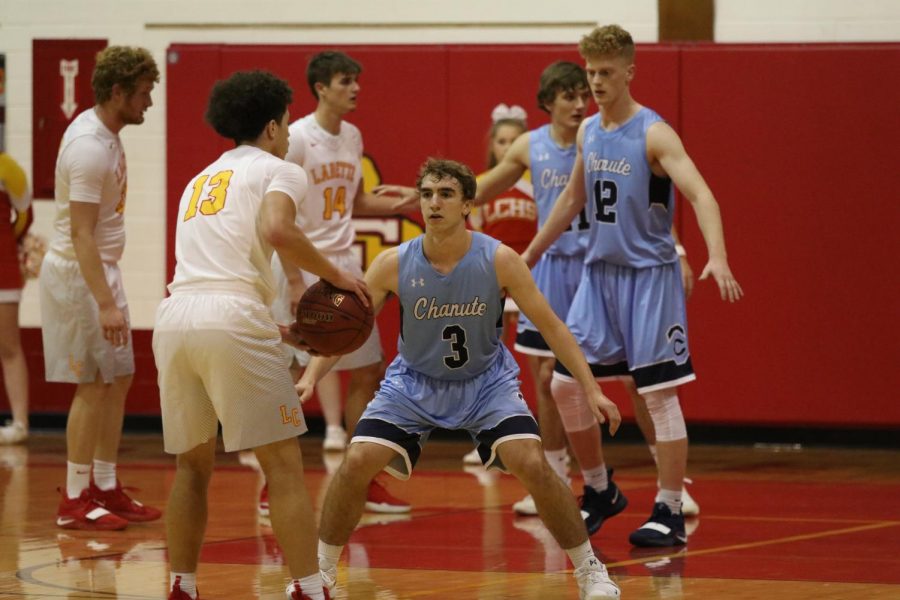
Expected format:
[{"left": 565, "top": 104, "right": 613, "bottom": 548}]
[
  {"left": 296, "top": 247, "right": 399, "bottom": 402},
  {"left": 473, "top": 132, "right": 530, "bottom": 207},
  {"left": 496, "top": 245, "right": 621, "bottom": 434},
  {"left": 521, "top": 121, "right": 588, "bottom": 267},
  {"left": 648, "top": 122, "right": 743, "bottom": 302},
  {"left": 260, "top": 189, "right": 369, "bottom": 306},
  {"left": 371, "top": 184, "right": 420, "bottom": 212}
]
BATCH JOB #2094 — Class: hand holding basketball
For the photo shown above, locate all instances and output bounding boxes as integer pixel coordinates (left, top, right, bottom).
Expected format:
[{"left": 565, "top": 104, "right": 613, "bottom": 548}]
[{"left": 294, "top": 280, "right": 374, "bottom": 356}]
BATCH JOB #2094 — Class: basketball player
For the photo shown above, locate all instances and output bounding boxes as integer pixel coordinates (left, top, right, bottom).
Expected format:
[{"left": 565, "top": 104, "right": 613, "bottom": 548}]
[
  {"left": 40, "top": 46, "right": 161, "bottom": 530},
  {"left": 473, "top": 61, "right": 627, "bottom": 533},
  {"left": 0, "top": 152, "right": 31, "bottom": 445},
  {"left": 523, "top": 25, "right": 743, "bottom": 547},
  {"left": 270, "top": 50, "right": 411, "bottom": 514},
  {"left": 154, "top": 70, "right": 364, "bottom": 600},
  {"left": 301, "top": 158, "right": 622, "bottom": 600}
]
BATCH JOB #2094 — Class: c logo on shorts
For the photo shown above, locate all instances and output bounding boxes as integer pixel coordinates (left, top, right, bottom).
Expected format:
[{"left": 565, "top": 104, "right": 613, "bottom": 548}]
[
  {"left": 666, "top": 324, "right": 688, "bottom": 363},
  {"left": 279, "top": 404, "right": 303, "bottom": 427}
]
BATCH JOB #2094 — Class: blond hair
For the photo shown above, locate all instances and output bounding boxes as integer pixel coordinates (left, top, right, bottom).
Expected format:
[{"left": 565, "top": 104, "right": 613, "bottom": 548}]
[
  {"left": 92, "top": 46, "right": 159, "bottom": 104},
  {"left": 579, "top": 25, "right": 635, "bottom": 61}
]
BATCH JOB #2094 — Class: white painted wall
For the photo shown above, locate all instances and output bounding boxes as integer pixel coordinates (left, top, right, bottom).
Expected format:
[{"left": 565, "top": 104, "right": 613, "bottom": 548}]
[{"left": 1, "top": 0, "right": 897, "bottom": 327}]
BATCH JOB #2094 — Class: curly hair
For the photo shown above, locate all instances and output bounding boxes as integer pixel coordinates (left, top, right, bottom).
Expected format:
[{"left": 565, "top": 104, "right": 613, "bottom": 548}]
[
  {"left": 205, "top": 70, "right": 293, "bottom": 144},
  {"left": 306, "top": 51, "right": 362, "bottom": 100},
  {"left": 579, "top": 24, "right": 635, "bottom": 61},
  {"left": 536, "top": 61, "right": 588, "bottom": 113},
  {"left": 416, "top": 158, "right": 477, "bottom": 201},
  {"left": 91, "top": 46, "right": 159, "bottom": 103}
]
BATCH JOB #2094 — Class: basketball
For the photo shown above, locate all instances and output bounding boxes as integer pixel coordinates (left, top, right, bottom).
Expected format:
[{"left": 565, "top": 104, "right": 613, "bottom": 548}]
[{"left": 294, "top": 280, "right": 374, "bottom": 356}]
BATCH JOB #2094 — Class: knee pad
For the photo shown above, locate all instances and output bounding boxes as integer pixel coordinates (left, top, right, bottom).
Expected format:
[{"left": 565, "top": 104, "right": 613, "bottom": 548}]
[
  {"left": 550, "top": 374, "right": 598, "bottom": 432},
  {"left": 644, "top": 391, "right": 687, "bottom": 442}
]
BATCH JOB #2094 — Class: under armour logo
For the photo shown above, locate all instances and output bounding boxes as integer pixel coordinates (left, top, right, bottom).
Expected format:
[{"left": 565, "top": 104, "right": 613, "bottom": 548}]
[
  {"left": 536, "top": 152, "right": 550, "bottom": 162},
  {"left": 410, "top": 277, "right": 425, "bottom": 287}
]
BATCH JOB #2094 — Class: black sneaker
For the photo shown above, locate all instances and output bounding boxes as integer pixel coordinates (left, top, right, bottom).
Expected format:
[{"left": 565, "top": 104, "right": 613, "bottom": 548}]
[
  {"left": 580, "top": 469, "right": 628, "bottom": 535},
  {"left": 629, "top": 502, "right": 687, "bottom": 547}
]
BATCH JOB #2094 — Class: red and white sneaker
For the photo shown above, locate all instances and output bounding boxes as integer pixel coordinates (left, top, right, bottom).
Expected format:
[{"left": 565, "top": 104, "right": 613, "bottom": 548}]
[
  {"left": 56, "top": 489, "right": 128, "bottom": 531},
  {"left": 286, "top": 581, "right": 331, "bottom": 599},
  {"left": 258, "top": 483, "right": 270, "bottom": 517},
  {"left": 90, "top": 480, "right": 162, "bottom": 522},
  {"left": 169, "top": 575, "right": 199, "bottom": 599},
  {"left": 365, "top": 479, "right": 410, "bottom": 514}
]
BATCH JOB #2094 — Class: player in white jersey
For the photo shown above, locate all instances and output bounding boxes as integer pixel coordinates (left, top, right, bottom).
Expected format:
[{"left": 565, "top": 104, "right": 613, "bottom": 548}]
[
  {"left": 270, "top": 51, "right": 414, "bottom": 514},
  {"left": 40, "top": 46, "right": 161, "bottom": 531},
  {"left": 154, "top": 70, "right": 364, "bottom": 600}
]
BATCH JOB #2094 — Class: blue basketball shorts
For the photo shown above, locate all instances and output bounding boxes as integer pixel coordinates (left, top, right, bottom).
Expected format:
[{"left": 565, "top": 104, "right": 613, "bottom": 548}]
[{"left": 514, "top": 251, "right": 584, "bottom": 357}]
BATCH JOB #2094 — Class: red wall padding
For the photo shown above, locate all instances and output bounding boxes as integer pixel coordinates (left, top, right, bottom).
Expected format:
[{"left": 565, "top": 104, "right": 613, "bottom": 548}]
[{"left": 6, "top": 42, "right": 899, "bottom": 428}]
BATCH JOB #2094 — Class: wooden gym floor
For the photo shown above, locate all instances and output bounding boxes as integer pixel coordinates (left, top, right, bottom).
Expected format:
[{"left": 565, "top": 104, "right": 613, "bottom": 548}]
[{"left": 1, "top": 432, "right": 899, "bottom": 599}]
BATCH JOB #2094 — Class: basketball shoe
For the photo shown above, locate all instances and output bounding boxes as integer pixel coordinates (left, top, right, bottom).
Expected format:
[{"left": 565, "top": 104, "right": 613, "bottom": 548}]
[
  {"left": 0, "top": 420, "right": 27, "bottom": 445},
  {"left": 90, "top": 480, "right": 162, "bottom": 522},
  {"left": 574, "top": 556, "right": 620, "bottom": 599},
  {"left": 323, "top": 426, "right": 347, "bottom": 452},
  {"left": 365, "top": 479, "right": 410, "bottom": 513},
  {"left": 629, "top": 502, "right": 687, "bottom": 547},
  {"left": 258, "top": 483, "right": 270, "bottom": 517},
  {"left": 580, "top": 469, "right": 628, "bottom": 535},
  {"left": 286, "top": 581, "right": 331, "bottom": 599},
  {"left": 168, "top": 575, "right": 199, "bottom": 599},
  {"left": 462, "top": 448, "right": 481, "bottom": 464},
  {"left": 56, "top": 488, "right": 128, "bottom": 531},
  {"left": 681, "top": 478, "right": 700, "bottom": 517}
]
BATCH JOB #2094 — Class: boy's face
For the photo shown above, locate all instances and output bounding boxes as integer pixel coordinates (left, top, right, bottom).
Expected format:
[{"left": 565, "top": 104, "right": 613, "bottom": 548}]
[
  {"left": 546, "top": 84, "right": 591, "bottom": 130},
  {"left": 273, "top": 109, "right": 291, "bottom": 159},
  {"left": 116, "top": 77, "right": 155, "bottom": 125},
  {"left": 584, "top": 54, "right": 634, "bottom": 108},
  {"left": 318, "top": 72, "right": 360, "bottom": 114},
  {"left": 418, "top": 175, "right": 471, "bottom": 231}
]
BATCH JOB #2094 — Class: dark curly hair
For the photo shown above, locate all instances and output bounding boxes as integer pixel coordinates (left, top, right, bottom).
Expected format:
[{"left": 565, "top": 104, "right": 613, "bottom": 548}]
[
  {"left": 205, "top": 71, "right": 293, "bottom": 144},
  {"left": 306, "top": 51, "right": 362, "bottom": 100},
  {"left": 536, "top": 61, "right": 588, "bottom": 113},
  {"left": 92, "top": 46, "right": 159, "bottom": 103},
  {"left": 415, "top": 158, "right": 477, "bottom": 201}
]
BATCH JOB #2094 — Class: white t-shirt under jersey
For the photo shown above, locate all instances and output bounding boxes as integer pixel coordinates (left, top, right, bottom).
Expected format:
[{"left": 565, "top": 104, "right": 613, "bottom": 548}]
[
  {"left": 168, "top": 145, "right": 309, "bottom": 306},
  {"left": 283, "top": 113, "right": 362, "bottom": 253},
  {"left": 50, "top": 108, "right": 128, "bottom": 263}
]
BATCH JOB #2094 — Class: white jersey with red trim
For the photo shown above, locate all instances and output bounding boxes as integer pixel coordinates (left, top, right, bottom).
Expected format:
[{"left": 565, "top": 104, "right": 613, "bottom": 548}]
[
  {"left": 283, "top": 113, "right": 362, "bottom": 253},
  {"left": 168, "top": 145, "right": 308, "bottom": 307},
  {"left": 50, "top": 109, "right": 128, "bottom": 263}
]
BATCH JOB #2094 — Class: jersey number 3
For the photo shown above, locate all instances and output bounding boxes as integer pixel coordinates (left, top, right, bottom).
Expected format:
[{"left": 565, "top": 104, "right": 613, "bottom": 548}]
[
  {"left": 442, "top": 325, "right": 469, "bottom": 369},
  {"left": 183, "top": 170, "right": 233, "bottom": 221}
]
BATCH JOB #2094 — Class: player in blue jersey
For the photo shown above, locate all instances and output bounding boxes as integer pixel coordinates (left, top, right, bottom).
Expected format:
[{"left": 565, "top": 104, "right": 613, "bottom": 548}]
[
  {"left": 300, "top": 158, "right": 622, "bottom": 599},
  {"left": 475, "top": 62, "right": 630, "bottom": 531},
  {"left": 524, "top": 25, "right": 743, "bottom": 548}
]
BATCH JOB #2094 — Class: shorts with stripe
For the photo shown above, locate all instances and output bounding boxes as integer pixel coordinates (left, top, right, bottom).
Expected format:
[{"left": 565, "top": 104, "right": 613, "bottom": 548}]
[
  {"left": 153, "top": 290, "right": 308, "bottom": 454},
  {"left": 555, "top": 260, "right": 696, "bottom": 394},
  {"left": 271, "top": 248, "right": 382, "bottom": 370},
  {"left": 354, "top": 346, "right": 539, "bottom": 480},
  {"left": 514, "top": 252, "right": 584, "bottom": 357},
  {"left": 39, "top": 251, "right": 134, "bottom": 384}
]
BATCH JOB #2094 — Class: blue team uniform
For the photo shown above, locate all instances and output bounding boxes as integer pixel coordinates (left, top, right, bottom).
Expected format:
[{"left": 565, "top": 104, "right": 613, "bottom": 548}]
[
  {"left": 515, "top": 125, "right": 590, "bottom": 355},
  {"left": 555, "top": 108, "right": 696, "bottom": 392},
  {"left": 355, "top": 232, "right": 540, "bottom": 479}
]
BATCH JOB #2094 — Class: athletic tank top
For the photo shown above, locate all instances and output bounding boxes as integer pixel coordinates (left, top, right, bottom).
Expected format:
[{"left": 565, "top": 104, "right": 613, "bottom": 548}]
[{"left": 397, "top": 232, "right": 504, "bottom": 380}]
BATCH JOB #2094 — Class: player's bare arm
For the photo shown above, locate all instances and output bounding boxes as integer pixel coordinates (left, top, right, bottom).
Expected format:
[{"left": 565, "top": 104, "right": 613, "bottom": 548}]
[
  {"left": 259, "top": 189, "right": 369, "bottom": 305},
  {"left": 495, "top": 244, "right": 621, "bottom": 434},
  {"left": 70, "top": 201, "right": 128, "bottom": 347},
  {"left": 296, "top": 247, "right": 397, "bottom": 401},
  {"left": 521, "top": 121, "right": 588, "bottom": 267},
  {"left": 473, "top": 132, "right": 530, "bottom": 206},
  {"left": 648, "top": 121, "right": 744, "bottom": 302},
  {"left": 371, "top": 183, "right": 420, "bottom": 212},
  {"left": 354, "top": 181, "right": 418, "bottom": 215}
]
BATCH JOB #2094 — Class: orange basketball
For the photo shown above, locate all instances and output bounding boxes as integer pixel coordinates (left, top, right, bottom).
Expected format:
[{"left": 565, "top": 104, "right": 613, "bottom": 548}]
[{"left": 294, "top": 280, "right": 374, "bottom": 356}]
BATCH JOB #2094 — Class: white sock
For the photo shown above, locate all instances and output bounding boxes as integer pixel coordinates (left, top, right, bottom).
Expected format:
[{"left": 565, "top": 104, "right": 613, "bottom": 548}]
[
  {"left": 317, "top": 539, "right": 344, "bottom": 569},
  {"left": 648, "top": 444, "right": 658, "bottom": 464},
  {"left": 655, "top": 488, "right": 683, "bottom": 514},
  {"left": 565, "top": 540, "right": 596, "bottom": 569},
  {"left": 582, "top": 463, "right": 608, "bottom": 493},
  {"left": 289, "top": 574, "right": 324, "bottom": 600},
  {"left": 66, "top": 461, "right": 91, "bottom": 499},
  {"left": 93, "top": 459, "right": 117, "bottom": 491},
  {"left": 170, "top": 572, "right": 197, "bottom": 599},
  {"left": 544, "top": 448, "right": 569, "bottom": 482}
]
